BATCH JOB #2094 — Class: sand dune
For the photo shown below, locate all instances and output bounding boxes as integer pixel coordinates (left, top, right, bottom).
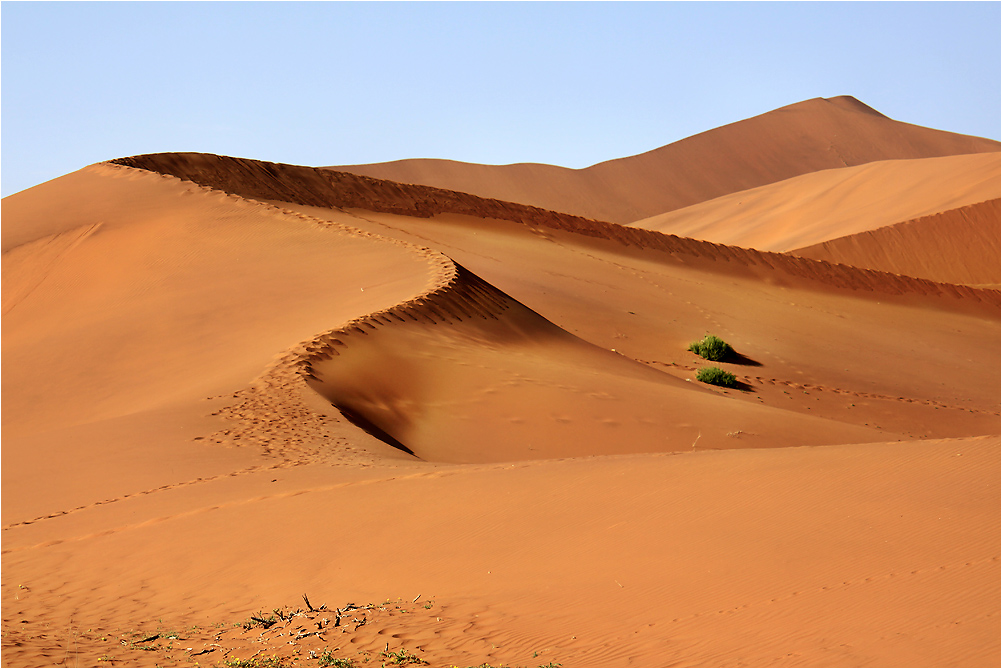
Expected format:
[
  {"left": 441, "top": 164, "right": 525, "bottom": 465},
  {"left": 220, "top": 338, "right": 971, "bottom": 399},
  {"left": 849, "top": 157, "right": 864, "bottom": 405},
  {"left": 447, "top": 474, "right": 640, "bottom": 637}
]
[
  {"left": 2, "top": 163, "right": 437, "bottom": 520},
  {"left": 791, "top": 198, "right": 1001, "bottom": 287},
  {"left": 301, "top": 263, "right": 892, "bottom": 463},
  {"left": 3, "top": 101, "right": 1000, "bottom": 668},
  {"left": 628, "top": 152, "right": 1001, "bottom": 252},
  {"left": 331, "top": 96, "right": 1000, "bottom": 224},
  {"left": 111, "top": 152, "right": 1001, "bottom": 313},
  {"left": 284, "top": 205, "right": 999, "bottom": 438}
]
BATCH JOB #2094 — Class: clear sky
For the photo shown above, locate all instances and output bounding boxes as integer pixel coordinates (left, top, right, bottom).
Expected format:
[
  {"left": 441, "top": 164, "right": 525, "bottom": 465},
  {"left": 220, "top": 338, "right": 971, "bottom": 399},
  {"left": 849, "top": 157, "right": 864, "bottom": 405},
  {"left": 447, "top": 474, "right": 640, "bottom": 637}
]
[{"left": 2, "top": 1, "right": 1000, "bottom": 197}]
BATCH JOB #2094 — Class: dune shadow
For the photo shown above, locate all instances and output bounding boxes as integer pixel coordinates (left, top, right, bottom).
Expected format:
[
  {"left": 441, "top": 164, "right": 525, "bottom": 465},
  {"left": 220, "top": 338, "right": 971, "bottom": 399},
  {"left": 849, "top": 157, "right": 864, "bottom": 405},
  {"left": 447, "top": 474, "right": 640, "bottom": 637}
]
[
  {"left": 731, "top": 380, "right": 757, "bottom": 392},
  {"left": 726, "top": 351, "right": 763, "bottom": 367},
  {"left": 334, "top": 404, "right": 417, "bottom": 457}
]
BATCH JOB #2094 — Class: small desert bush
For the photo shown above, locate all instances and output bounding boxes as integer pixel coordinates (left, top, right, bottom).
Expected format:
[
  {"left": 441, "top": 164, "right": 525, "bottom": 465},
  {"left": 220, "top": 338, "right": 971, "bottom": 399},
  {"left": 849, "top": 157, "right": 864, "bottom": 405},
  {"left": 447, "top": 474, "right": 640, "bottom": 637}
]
[
  {"left": 318, "top": 649, "right": 354, "bottom": 668},
  {"left": 688, "top": 335, "right": 733, "bottom": 361},
  {"left": 224, "top": 656, "right": 285, "bottom": 668},
  {"left": 382, "top": 648, "right": 428, "bottom": 666},
  {"left": 696, "top": 366, "right": 737, "bottom": 387}
]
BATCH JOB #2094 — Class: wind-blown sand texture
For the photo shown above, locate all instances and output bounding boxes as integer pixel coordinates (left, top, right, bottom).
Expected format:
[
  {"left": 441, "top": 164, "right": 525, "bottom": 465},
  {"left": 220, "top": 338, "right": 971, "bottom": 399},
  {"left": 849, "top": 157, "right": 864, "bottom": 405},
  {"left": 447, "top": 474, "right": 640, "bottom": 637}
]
[{"left": 3, "top": 98, "right": 999, "bottom": 668}]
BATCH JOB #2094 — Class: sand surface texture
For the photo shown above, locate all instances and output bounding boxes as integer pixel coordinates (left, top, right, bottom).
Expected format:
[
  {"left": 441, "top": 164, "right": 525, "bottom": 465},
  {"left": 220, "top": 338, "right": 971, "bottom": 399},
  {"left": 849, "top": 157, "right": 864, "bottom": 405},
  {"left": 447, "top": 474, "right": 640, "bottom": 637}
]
[{"left": 3, "top": 98, "right": 999, "bottom": 668}]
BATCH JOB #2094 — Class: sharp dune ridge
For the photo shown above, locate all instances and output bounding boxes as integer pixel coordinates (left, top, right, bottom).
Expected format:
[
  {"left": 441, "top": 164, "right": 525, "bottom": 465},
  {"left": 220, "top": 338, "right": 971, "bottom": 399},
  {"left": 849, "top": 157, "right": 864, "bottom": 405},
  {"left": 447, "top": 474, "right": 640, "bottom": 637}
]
[
  {"left": 297, "top": 262, "right": 547, "bottom": 376},
  {"left": 98, "top": 154, "right": 996, "bottom": 463},
  {"left": 791, "top": 198, "right": 1002, "bottom": 287},
  {"left": 89, "top": 163, "right": 880, "bottom": 463},
  {"left": 110, "top": 152, "right": 999, "bottom": 314},
  {"left": 627, "top": 151, "right": 1001, "bottom": 252}
]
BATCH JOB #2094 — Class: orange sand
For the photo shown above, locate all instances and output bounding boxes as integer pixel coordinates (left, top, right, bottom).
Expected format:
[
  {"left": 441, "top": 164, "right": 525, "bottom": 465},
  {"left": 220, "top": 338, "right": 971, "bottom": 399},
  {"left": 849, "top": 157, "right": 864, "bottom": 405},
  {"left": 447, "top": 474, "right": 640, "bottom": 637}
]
[
  {"left": 791, "top": 198, "right": 1001, "bottom": 287},
  {"left": 3, "top": 97, "right": 999, "bottom": 668},
  {"left": 628, "top": 152, "right": 1001, "bottom": 252}
]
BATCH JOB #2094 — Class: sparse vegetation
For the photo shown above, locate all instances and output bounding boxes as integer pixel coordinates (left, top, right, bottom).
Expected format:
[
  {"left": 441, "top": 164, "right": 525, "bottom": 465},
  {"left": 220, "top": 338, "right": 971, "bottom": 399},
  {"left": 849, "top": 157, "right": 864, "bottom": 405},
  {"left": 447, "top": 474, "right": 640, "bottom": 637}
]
[
  {"left": 318, "top": 648, "right": 354, "bottom": 668},
  {"left": 241, "top": 611, "right": 278, "bottom": 630},
  {"left": 696, "top": 366, "right": 737, "bottom": 387},
  {"left": 224, "top": 656, "right": 285, "bottom": 668},
  {"left": 382, "top": 647, "right": 428, "bottom": 666},
  {"left": 688, "top": 335, "right": 733, "bottom": 361}
]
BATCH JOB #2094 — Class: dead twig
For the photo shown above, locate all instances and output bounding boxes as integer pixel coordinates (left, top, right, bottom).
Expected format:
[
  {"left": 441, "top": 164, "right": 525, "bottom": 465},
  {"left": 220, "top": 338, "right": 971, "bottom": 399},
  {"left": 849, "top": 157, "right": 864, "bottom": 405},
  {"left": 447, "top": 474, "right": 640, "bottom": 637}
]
[{"left": 250, "top": 615, "right": 276, "bottom": 628}]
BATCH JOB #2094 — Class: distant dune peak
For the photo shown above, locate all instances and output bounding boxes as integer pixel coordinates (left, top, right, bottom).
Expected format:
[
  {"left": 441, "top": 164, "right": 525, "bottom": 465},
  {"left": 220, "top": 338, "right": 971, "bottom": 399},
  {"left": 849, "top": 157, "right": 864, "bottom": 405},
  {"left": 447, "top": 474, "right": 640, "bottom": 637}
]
[
  {"left": 792, "top": 95, "right": 890, "bottom": 118},
  {"left": 328, "top": 96, "right": 999, "bottom": 225}
]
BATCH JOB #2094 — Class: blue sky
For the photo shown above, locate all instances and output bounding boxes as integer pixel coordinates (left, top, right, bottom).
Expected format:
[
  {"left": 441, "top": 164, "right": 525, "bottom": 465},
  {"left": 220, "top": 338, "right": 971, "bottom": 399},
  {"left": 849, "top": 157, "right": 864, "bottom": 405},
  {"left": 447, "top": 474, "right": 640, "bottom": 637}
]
[{"left": 3, "top": 1, "right": 1000, "bottom": 197}]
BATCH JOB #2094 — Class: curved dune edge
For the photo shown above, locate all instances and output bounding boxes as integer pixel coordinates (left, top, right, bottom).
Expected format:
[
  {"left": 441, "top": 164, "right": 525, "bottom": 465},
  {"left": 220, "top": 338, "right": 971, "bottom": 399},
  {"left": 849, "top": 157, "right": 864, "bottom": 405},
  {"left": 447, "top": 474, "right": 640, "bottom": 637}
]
[
  {"left": 92, "top": 162, "right": 463, "bottom": 465},
  {"left": 93, "top": 163, "right": 891, "bottom": 466},
  {"left": 96, "top": 162, "right": 637, "bottom": 465},
  {"left": 94, "top": 162, "right": 719, "bottom": 465},
  {"left": 108, "top": 153, "right": 1000, "bottom": 314},
  {"left": 790, "top": 198, "right": 1001, "bottom": 287}
]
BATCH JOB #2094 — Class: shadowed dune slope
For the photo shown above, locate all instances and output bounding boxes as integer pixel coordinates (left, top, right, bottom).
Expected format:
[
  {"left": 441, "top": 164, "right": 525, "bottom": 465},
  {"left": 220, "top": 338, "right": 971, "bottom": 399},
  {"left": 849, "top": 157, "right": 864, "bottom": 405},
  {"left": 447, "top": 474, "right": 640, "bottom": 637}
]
[
  {"left": 329, "top": 96, "right": 1000, "bottom": 224},
  {"left": 2, "top": 163, "right": 442, "bottom": 519},
  {"left": 1, "top": 164, "right": 442, "bottom": 434},
  {"left": 791, "top": 198, "right": 1002, "bottom": 287},
  {"left": 299, "top": 263, "right": 890, "bottom": 463},
  {"left": 0, "top": 161, "right": 890, "bottom": 475},
  {"left": 278, "top": 205, "right": 1000, "bottom": 446},
  {"left": 628, "top": 152, "right": 1001, "bottom": 252},
  {"left": 110, "top": 152, "right": 1000, "bottom": 315}
]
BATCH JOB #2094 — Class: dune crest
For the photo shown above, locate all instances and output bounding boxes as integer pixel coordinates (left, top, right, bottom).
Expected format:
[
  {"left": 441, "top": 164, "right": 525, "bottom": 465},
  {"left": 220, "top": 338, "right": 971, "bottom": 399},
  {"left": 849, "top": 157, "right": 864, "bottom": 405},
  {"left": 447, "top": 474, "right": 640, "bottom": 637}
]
[
  {"left": 109, "top": 153, "right": 1000, "bottom": 314},
  {"left": 299, "top": 260, "right": 894, "bottom": 463},
  {"left": 627, "top": 152, "right": 1000, "bottom": 252},
  {"left": 1, "top": 161, "right": 447, "bottom": 509},
  {"left": 65, "top": 157, "right": 916, "bottom": 464},
  {"left": 330, "top": 96, "right": 1000, "bottom": 223},
  {"left": 791, "top": 198, "right": 1001, "bottom": 287}
]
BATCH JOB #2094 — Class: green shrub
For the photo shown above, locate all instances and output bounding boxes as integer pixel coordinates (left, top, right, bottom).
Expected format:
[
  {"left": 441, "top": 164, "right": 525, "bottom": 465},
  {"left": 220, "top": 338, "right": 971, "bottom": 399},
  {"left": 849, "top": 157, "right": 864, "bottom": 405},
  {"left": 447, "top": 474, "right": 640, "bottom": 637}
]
[
  {"left": 224, "top": 656, "right": 285, "bottom": 668},
  {"left": 382, "top": 648, "right": 428, "bottom": 666},
  {"left": 696, "top": 366, "right": 737, "bottom": 387},
  {"left": 318, "top": 650, "right": 354, "bottom": 668},
  {"left": 688, "top": 335, "right": 733, "bottom": 361}
]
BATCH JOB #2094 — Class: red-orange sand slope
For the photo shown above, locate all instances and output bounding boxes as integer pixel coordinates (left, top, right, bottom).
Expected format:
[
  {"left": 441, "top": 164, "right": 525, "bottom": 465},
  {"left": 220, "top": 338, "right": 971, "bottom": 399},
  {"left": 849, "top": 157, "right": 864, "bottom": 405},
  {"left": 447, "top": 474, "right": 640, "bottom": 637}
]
[
  {"left": 791, "top": 198, "right": 1001, "bottom": 287},
  {"left": 3, "top": 99, "right": 999, "bottom": 668},
  {"left": 627, "top": 152, "right": 1000, "bottom": 252}
]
